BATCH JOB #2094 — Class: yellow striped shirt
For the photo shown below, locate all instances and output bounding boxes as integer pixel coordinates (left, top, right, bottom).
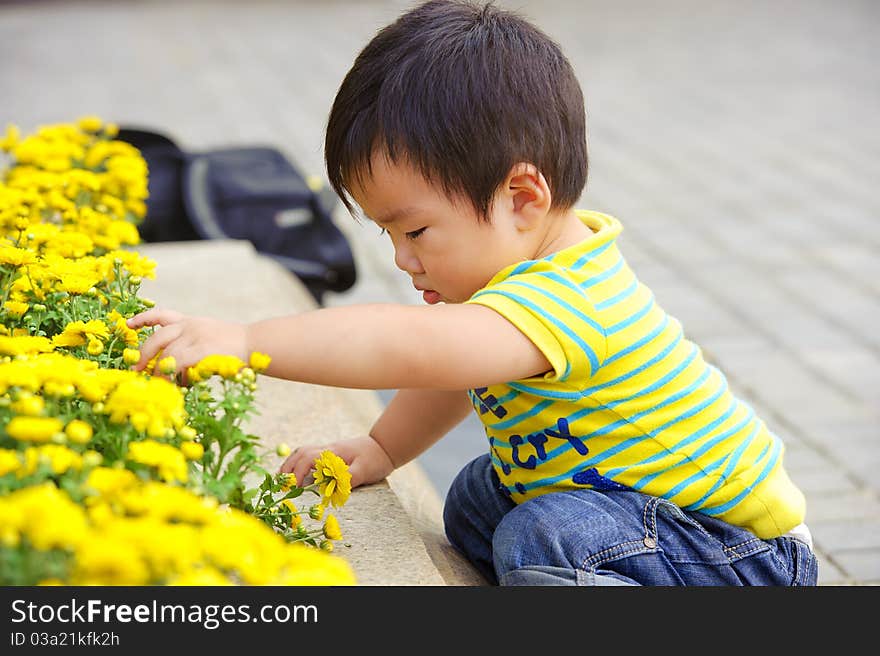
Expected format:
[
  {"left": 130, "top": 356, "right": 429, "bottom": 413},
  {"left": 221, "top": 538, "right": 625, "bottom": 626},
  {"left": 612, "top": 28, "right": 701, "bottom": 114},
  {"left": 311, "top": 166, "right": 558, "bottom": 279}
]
[{"left": 464, "top": 210, "right": 805, "bottom": 538}]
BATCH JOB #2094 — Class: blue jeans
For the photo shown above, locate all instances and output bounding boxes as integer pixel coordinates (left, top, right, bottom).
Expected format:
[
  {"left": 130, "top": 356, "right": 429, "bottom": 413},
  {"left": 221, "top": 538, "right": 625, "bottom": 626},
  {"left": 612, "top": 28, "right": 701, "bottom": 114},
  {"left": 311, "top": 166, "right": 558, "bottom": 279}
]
[{"left": 443, "top": 454, "right": 818, "bottom": 586}]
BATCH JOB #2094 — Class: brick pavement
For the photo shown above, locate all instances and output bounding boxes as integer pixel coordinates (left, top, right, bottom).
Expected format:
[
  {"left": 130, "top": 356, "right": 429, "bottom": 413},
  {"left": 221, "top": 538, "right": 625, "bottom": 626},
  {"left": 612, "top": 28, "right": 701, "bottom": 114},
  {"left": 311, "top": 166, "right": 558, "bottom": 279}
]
[{"left": 2, "top": 0, "right": 877, "bottom": 584}]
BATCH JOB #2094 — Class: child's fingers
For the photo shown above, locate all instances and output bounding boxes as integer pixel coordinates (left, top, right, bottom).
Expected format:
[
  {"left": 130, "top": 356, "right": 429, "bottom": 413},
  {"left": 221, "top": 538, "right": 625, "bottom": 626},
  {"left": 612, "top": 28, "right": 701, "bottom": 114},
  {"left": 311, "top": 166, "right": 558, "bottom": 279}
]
[
  {"left": 133, "top": 323, "right": 184, "bottom": 371},
  {"left": 292, "top": 453, "right": 317, "bottom": 488},
  {"left": 127, "top": 308, "right": 185, "bottom": 330},
  {"left": 277, "top": 447, "right": 319, "bottom": 488}
]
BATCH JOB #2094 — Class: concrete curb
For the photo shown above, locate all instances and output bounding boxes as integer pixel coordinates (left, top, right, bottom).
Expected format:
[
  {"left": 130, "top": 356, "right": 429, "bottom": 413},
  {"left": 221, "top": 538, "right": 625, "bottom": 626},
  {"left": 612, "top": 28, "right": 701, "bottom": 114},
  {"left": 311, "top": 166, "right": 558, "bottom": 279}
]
[{"left": 137, "top": 239, "right": 484, "bottom": 585}]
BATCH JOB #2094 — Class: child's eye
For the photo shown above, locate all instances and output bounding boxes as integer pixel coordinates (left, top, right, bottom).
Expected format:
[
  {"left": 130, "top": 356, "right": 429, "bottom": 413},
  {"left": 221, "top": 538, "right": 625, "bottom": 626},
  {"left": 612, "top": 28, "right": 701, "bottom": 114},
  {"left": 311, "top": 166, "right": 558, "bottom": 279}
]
[{"left": 406, "top": 227, "right": 426, "bottom": 240}]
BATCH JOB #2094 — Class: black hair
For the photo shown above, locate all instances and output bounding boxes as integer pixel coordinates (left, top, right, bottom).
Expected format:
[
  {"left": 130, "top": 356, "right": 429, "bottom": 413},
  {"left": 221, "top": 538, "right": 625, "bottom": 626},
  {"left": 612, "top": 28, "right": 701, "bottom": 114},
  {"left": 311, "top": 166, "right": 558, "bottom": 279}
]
[{"left": 325, "top": 0, "right": 588, "bottom": 221}]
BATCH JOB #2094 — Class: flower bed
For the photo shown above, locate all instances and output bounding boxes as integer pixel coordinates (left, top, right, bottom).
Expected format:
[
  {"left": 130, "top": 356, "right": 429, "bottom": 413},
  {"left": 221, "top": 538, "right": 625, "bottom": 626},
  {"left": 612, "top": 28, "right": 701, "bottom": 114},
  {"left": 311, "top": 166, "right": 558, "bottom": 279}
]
[{"left": 0, "top": 117, "right": 354, "bottom": 585}]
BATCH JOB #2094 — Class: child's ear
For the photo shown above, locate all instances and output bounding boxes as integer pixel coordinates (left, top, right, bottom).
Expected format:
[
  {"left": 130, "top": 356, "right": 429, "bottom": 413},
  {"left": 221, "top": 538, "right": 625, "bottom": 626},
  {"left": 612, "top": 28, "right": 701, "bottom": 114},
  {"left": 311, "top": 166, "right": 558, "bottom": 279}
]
[{"left": 502, "top": 162, "right": 552, "bottom": 229}]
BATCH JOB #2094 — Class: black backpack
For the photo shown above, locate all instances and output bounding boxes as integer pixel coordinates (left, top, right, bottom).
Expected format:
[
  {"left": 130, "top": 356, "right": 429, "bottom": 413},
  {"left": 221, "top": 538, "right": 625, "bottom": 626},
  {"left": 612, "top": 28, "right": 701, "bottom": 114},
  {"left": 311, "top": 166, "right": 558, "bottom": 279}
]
[{"left": 116, "top": 127, "right": 357, "bottom": 305}]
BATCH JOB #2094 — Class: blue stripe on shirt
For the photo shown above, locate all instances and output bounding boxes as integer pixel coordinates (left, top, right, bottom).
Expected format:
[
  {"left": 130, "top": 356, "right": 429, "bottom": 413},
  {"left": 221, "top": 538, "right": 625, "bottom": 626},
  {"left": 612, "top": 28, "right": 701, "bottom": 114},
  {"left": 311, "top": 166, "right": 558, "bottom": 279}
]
[
  {"left": 595, "top": 278, "right": 639, "bottom": 310},
  {"left": 607, "top": 294, "right": 656, "bottom": 334},
  {"left": 698, "top": 437, "right": 780, "bottom": 516},
  {"left": 469, "top": 289, "right": 601, "bottom": 375}
]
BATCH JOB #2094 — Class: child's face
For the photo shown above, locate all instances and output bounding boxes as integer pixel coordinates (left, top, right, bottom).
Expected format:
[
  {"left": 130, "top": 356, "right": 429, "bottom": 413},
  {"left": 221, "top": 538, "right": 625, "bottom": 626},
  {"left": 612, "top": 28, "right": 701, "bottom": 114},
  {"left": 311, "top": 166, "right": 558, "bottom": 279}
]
[{"left": 351, "top": 154, "right": 532, "bottom": 304}]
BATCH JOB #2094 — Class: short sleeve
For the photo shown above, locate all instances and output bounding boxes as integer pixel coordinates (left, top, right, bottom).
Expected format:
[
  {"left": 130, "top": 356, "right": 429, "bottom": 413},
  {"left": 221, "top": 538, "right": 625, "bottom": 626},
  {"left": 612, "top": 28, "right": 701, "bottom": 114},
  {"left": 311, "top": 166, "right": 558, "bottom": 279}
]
[{"left": 465, "top": 265, "right": 607, "bottom": 383}]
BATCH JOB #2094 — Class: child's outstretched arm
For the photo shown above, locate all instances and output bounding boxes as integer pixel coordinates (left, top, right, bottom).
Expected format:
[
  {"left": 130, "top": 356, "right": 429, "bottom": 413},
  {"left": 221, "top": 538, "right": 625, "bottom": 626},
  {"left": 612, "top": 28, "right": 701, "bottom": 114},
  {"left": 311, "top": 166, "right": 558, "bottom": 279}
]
[
  {"left": 126, "top": 303, "right": 551, "bottom": 390},
  {"left": 279, "top": 388, "right": 474, "bottom": 489}
]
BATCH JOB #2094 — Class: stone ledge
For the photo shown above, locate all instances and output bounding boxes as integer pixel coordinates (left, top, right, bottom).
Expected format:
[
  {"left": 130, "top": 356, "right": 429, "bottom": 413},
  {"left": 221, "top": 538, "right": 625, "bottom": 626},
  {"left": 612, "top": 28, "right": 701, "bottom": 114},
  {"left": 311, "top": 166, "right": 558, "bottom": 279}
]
[{"left": 136, "top": 239, "right": 485, "bottom": 586}]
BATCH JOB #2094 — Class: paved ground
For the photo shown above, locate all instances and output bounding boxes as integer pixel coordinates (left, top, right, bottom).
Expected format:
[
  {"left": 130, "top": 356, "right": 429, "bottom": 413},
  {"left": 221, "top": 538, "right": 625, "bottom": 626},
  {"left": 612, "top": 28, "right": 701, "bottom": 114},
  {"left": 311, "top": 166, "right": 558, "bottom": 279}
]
[{"left": 2, "top": 0, "right": 877, "bottom": 585}]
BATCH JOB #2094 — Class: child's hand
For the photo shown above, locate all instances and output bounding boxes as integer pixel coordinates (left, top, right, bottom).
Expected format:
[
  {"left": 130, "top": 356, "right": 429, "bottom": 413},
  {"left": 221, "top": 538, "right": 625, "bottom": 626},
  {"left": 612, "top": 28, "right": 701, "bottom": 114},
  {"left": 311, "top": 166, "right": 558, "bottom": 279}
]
[
  {"left": 126, "top": 308, "right": 249, "bottom": 381},
  {"left": 279, "top": 435, "right": 396, "bottom": 490}
]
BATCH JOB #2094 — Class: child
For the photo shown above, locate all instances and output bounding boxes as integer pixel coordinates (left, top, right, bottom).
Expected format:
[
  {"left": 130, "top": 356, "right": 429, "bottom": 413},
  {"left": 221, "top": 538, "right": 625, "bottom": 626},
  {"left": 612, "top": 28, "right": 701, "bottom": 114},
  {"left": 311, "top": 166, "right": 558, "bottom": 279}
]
[{"left": 127, "top": 0, "right": 817, "bottom": 586}]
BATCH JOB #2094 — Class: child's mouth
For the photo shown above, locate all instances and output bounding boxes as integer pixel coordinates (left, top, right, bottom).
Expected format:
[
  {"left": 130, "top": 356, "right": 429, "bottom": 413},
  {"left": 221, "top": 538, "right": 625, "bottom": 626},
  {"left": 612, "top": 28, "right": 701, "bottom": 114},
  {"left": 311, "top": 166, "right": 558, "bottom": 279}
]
[{"left": 422, "top": 290, "right": 442, "bottom": 304}]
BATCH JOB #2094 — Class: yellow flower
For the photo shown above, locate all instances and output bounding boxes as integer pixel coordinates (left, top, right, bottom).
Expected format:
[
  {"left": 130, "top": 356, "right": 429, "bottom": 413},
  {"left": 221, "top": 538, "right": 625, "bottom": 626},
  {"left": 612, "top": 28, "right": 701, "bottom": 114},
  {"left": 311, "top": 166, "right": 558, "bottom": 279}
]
[
  {"left": 71, "top": 535, "right": 150, "bottom": 585},
  {"left": 276, "top": 443, "right": 291, "bottom": 457},
  {"left": 22, "top": 445, "right": 83, "bottom": 476},
  {"left": 0, "top": 449, "right": 21, "bottom": 476},
  {"left": 322, "top": 514, "right": 343, "bottom": 541},
  {"left": 180, "top": 441, "right": 204, "bottom": 461},
  {"left": 278, "top": 472, "right": 297, "bottom": 493},
  {"left": 158, "top": 356, "right": 177, "bottom": 375},
  {"left": 84, "top": 466, "right": 138, "bottom": 497},
  {"left": 122, "top": 348, "right": 140, "bottom": 365},
  {"left": 0, "top": 335, "right": 54, "bottom": 356},
  {"left": 0, "top": 482, "right": 89, "bottom": 551},
  {"left": 127, "top": 440, "right": 188, "bottom": 483},
  {"left": 76, "top": 115, "right": 103, "bottom": 132},
  {"left": 108, "top": 310, "right": 140, "bottom": 346},
  {"left": 11, "top": 394, "right": 45, "bottom": 416},
  {"left": 5, "top": 416, "right": 63, "bottom": 443},
  {"left": 0, "top": 245, "right": 36, "bottom": 267},
  {"left": 309, "top": 503, "right": 325, "bottom": 521},
  {"left": 104, "top": 376, "right": 187, "bottom": 438},
  {"left": 0, "top": 123, "right": 20, "bottom": 151},
  {"left": 87, "top": 337, "right": 104, "bottom": 356},
  {"left": 3, "top": 300, "right": 29, "bottom": 317},
  {"left": 65, "top": 419, "right": 93, "bottom": 445},
  {"left": 282, "top": 499, "right": 302, "bottom": 529},
  {"left": 192, "top": 354, "right": 246, "bottom": 380},
  {"left": 168, "top": 568, "right": 234, "bottom": 586},
  {"left": 51, "top": 320, "right": 109, "bottom": 348},
  {"left": 249, "top": 351, "right": 271, "bottom": 373},
  {"left": 312, "top": 450, "right": 352, "bottom": 508}
]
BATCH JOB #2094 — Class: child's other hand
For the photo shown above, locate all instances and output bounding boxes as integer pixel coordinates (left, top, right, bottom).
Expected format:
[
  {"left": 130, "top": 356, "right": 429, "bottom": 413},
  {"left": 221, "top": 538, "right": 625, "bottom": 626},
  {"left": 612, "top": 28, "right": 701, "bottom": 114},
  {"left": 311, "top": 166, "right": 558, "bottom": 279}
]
[
  {"left": 279, "top": 435, "right": 395, "bottom": 490},
  {"left": 126, "top": 308, "right": 249, "bottom": 382}
]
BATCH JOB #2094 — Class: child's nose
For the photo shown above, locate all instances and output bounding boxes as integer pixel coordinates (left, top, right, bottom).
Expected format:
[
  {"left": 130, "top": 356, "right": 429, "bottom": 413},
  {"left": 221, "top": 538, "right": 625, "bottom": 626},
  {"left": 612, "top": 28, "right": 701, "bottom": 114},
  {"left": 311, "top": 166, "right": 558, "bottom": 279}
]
[{"left": 393, "top": 244, "right": 424, "bottom": 275}]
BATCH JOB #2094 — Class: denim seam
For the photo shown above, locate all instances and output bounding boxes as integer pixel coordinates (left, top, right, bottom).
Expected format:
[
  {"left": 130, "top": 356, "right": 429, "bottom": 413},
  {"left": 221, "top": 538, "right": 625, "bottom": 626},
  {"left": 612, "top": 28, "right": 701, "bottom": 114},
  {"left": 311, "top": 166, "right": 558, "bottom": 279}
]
[
  {"left": 773, "top": 536, "right": 802, "bottom": 584},
  {"left": 582, "top": 541, "right": 654, "bottom": 570},
  {"left": 655, "top": 497, "right": 717, "bottom": 544}
]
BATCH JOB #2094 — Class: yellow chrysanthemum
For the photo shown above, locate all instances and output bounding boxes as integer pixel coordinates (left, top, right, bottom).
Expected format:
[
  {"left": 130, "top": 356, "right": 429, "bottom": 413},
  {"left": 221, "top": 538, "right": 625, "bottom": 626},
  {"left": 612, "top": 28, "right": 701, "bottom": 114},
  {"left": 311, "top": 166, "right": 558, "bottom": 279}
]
[
  {"left": 322, "top": 514, "right": 343, "bottom": 541},
  {"left": 122, "top": 348, "right": 140, "bottom": 365},
  {"left": 0, "top": 482, "right": 89, "bottom": 551},
  {"left": 51, "top": 319, "right": 109, "bottom": 348},
  {"left": 108, "top": 310, "right": 140, "bottom": 346},
  {"left": 249, "top": 351, "right": 271, "bottom": 373},
  {"left": 0, "top": 244, "right": 36, "bottom": 267},
  {"left": 21, "top": 444, "right": 83, "bottom": 476},
  {"left": 282, "top": 499, "right": 302, "bottom": 529},
  {"left": 84, "top": 466, "right": 138, "bottom": 497},
  {"left": 180, "top": 441, "right": 204, "bottom": 461},
  {"left": 4, "top": 416, "right": 63, "bottom": 443},
  {"left": 3, "top": 300, "right": 29, "bottom": 317},
  {"left": 64, "top": 419, "right": 93, "bottom": 445},
  {"left": 189, "top": 354, "right": 246, "bottom": 381},
  {"left": 0, "top": 123, "right": 20, "bottom": 151},
  {"left": 11, "top": 394, "right": 45, "bottom": 416},
  {"left": 312, "top": 450, "right": 352, "bottom": 508},
  {"left": 87, "top": 337, "right": 103, "bottom": 356},
  {"left": 278, "top": 472, "right": 297, "bottom": 493},
  {"left": 158, "top": 356, "right": 177, "bottom": 375},
  {"left": 76, "top": 115, "right": 103, "bottom": 133},
  {"left": 127, "top": 440, "right": 188, "bottom": 483},
  {"left": 71, "top": 535, "right": 151, "bottom": 585},
  {"left": 103, "top": 376, "right": 187, "bottom": 437},
  {"left": 0, "top": 335, "right": 54, "bottom": 356},
  {"left": 0, "top": 449, "right": 21, "bottom": 476}
]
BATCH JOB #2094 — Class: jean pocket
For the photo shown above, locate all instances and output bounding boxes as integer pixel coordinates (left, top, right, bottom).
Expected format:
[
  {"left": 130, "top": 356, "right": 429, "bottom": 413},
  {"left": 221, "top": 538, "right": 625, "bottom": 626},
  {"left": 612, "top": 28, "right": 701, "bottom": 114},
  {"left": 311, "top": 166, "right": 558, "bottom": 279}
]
[
  {"left": 778, "top": 536, "right": 819, "bottom": 586},
  {"left": 653, "top": 498, "right": 768, "bottom": 566}
]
